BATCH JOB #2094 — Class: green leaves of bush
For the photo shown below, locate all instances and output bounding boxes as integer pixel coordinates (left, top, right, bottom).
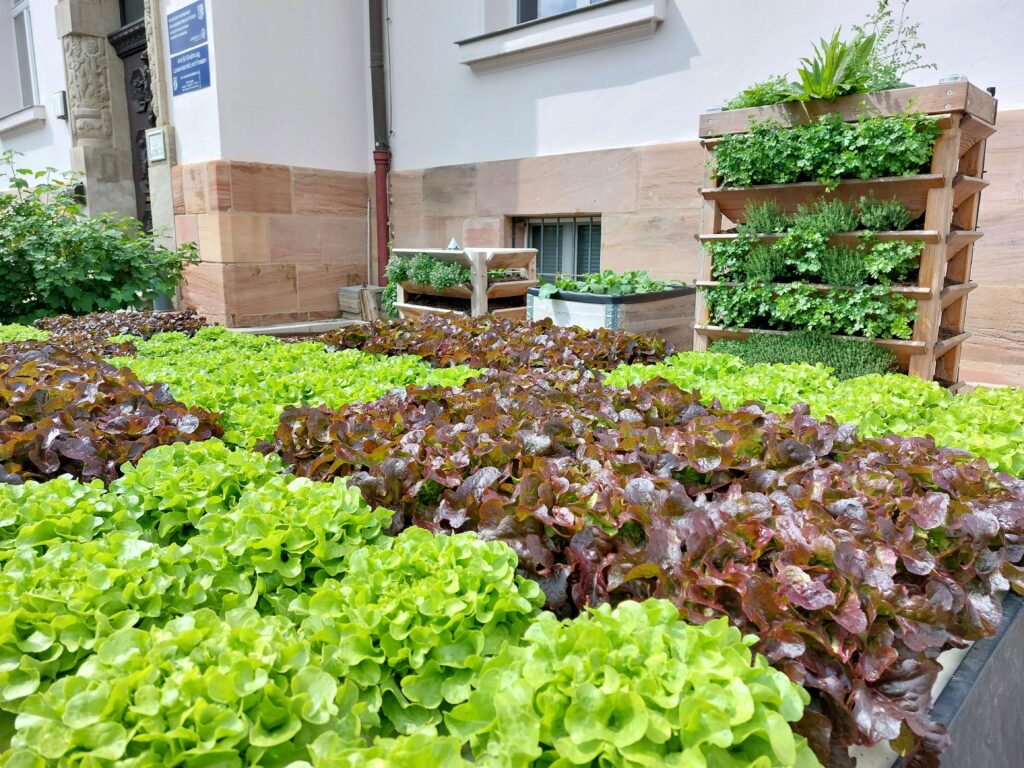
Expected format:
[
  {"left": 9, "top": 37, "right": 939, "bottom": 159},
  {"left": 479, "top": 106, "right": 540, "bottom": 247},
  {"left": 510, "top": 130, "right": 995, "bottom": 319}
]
[
  {"left": 447, "top": 601, "right": 819, "bottom": 767},
  {"left": 538, "top": 269, "right": 684, "bottom": 298},
  {"left": 0, "top": 152, "right": 197, "bottom": 324},
  {"left": 291, "top": 528, "right": 545, "bottom": 737}
]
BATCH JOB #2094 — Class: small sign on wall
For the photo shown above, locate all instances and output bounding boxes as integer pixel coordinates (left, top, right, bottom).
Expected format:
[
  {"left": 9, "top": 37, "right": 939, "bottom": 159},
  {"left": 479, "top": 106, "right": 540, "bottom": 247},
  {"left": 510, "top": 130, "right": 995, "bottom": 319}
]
[
  {"left": 167, "top": 0, "right": 208, "bottom": 55},
  {"left": 171, "top": 44, "right": 211, "bottom": 96}
]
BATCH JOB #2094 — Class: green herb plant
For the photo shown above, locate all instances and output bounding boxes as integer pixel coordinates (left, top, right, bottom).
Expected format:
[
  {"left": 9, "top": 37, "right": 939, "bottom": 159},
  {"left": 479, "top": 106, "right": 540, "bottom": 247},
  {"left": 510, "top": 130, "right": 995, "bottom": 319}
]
[
  {"left": 710, "top": 331, "right": 898, "bottom": 380},
  {"left": 538, "top": 269, "right": 683, "bottom": 298}
]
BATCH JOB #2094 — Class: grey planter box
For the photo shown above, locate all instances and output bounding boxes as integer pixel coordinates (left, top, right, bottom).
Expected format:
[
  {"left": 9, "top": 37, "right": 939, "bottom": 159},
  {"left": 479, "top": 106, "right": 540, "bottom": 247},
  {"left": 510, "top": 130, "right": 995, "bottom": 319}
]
[{"left": 527, "top": 286, "right": 696, "bottom": 350}]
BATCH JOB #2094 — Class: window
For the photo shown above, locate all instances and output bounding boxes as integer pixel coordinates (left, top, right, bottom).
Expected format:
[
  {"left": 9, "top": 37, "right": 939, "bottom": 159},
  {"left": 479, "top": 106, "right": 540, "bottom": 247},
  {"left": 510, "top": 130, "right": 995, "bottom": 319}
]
[
  {"left": 514, "top": 216, "right": 601, "bottom": 280},
  {"left": 12, "top": 0, "right": 37, "bottom": 108},
  {"left": 119, "top": 0, "right": 145, "bottom": 25},
  {"left": 517, "top": 0, "right": 607, "bottom": 23}
]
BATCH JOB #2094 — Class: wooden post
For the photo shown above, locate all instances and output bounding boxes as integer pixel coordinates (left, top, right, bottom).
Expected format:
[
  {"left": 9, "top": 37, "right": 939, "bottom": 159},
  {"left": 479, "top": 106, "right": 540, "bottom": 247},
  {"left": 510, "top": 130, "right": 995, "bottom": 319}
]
[{"left": 693, "top": 144, "right": 722, "bottom": 352}]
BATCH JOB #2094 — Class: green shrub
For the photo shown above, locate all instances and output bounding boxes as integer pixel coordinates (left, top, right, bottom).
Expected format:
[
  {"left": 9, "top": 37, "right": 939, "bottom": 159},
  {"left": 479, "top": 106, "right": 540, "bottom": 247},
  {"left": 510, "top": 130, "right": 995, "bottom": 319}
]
[
  {"left": 857, "top": 195, "right": 915, "bottom": 231},
  {"left": 0, "top": 152, "right": 197, "bottom": 324},
  {"left": 446, "top": 600, "right": 819, "bottom": 767},
  {"left": 710, "top": 331, "right": 897, "bottom": 380},
  {"left": 290, "top": 528, "right": 545, "bottom": 737},
  {"left": 722, "top": 75, "right": 792, "bottom": 110}
]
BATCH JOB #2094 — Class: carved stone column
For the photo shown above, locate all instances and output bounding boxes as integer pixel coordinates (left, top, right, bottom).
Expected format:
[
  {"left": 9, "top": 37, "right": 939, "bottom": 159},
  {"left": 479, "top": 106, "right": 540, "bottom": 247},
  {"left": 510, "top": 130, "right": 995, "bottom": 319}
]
[{"left": 56, "top": 0, "right": 136, "bottom": 217}]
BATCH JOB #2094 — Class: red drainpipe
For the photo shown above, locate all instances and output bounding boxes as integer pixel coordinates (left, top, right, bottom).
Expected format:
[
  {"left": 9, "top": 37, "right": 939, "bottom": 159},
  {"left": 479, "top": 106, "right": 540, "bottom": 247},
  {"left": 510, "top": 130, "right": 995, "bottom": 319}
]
[
  {"left": 369, "top": 0, "right": 390, "bottom": 286},
  {"left": 373, "top": 149, "right": 391, "bottom": 286}
]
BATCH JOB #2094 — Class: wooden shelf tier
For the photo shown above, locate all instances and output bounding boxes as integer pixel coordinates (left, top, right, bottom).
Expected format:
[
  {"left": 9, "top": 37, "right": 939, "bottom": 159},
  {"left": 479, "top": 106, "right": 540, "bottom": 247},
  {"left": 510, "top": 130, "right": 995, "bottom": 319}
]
[{"left": 694, "top": 82, "right": 997, "bottom": 384}]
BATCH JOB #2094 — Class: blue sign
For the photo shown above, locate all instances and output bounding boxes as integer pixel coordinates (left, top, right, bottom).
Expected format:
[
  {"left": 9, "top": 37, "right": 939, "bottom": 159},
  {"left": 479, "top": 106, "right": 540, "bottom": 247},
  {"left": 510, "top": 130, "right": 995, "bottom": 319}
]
[
  {"left": 171, "top": 44, "right": 211, "bottom": 96},
  {"left": 167, "top": 0, "right": 207, "bottom": 55}
]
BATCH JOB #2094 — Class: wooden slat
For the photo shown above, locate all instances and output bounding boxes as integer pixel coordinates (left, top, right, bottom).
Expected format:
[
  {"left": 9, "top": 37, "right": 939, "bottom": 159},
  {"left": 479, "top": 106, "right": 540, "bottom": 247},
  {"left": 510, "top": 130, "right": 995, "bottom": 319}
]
[
  {"left": 933, "top": 332, "right": 970, "bottom": 358},
  {"left": 698, "top": 82, "right": 995, "bottom": 137},
  {"left": 491, "top": 306, "right": 528, "bottom": 321},
  {"left": 487, "top": 279, "right": 539, "bottom": 299},
  {"left": 399, "top": 281, "right": 472, "bottom": 299},
  {"left": 940, "top": 282, "right": 978, "bottom": 309},
  {"left": 700, "top": 175, "right": 945, "bottom": 222},
  {"left": 696, "top": 281, "right": 931, "bottom": 299},
  {"left": 693, "top": 324, "right": 926, "bottom": 369},
  {"left": 952, "top": 174, "right": 989, "bottom": 208},
  {"left": 698, "top": 230, "right": 941, "bottom": 245},
  {"left": 958, "top": 114, "right": 996, "bottom": 157},
  {"left": 396, "top": 302, "right": 467, "bottom": 319},
  {"left": 693, "top": 145, "right": 722, "bottom": 351}
]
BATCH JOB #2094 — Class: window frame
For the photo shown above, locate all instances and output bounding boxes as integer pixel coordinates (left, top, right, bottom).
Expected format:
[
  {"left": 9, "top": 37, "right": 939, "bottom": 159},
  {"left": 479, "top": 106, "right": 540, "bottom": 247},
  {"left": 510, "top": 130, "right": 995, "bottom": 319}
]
[
  {"left": 517, "top": 0, "right": 607, "bottom": 25},
  {"left": 11, "top": 0, "right": 39, "bottom": 109},
  {"left": 514, "top": 215, "right": 602, "bottom": 281}
]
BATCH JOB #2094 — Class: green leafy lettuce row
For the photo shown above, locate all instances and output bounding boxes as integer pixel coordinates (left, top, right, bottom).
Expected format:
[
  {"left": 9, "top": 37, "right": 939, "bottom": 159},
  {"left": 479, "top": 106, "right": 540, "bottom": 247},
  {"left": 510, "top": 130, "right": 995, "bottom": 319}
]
[
  {"left": 605, "top": 352, "right": 1024, "bottom": 476},
  {"left": 0, "top": 441, "right": 391, "bottom": 709},
  {"left": 1, "top": 602, "right": 818, "bottom": 768},
  {"left": 0, "top": 325, "right": 48, "bottom": 345},
  {"left": 110, "top": 326, "right": 478, "bottom": 447}
]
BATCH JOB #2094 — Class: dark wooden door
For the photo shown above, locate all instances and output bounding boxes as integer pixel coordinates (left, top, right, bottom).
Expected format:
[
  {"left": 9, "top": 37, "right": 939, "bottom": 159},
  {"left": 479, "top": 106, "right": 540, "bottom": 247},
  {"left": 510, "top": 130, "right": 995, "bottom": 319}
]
[{"left": 109, "top": 20, "right": 154, "bottom": 230}]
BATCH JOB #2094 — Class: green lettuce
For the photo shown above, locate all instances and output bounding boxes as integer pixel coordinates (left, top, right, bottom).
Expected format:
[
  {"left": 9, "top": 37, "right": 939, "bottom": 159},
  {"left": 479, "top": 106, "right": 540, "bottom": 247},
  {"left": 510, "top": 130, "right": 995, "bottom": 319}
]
[
  {"left": 111, "top": 326, "right": 477, "bottom": 447},
  {"left": 3, "top": 608, "right": 358, "bottom": 766},
  {"left": 291, "top": 528, "right": 545, "bottom": 737},
  {"left": 447, "top": 600, "right": 821, "bottom": 768}
]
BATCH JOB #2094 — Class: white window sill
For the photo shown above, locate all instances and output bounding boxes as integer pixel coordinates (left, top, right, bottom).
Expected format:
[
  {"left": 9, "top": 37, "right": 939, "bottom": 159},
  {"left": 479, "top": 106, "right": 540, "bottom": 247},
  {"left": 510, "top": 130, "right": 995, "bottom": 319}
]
[
  {"left": 457, "top": 0, "right": 665, "bottom": 72},
  {"left": 0, "top": 105, "right": 47, "bottom": 138}
]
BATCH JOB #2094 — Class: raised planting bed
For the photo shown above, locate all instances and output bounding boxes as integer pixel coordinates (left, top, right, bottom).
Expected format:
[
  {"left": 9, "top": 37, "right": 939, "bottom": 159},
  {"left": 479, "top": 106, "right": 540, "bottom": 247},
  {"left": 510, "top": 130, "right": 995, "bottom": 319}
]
[
  {"left": 695, "top": 81, "right": 997, "bottom": 384},
  {"left": 390, "top": 247, "right": 538, "bottom": 319},
  {"left": 527, "top": 284, "right": 696, "bottom": 350}
]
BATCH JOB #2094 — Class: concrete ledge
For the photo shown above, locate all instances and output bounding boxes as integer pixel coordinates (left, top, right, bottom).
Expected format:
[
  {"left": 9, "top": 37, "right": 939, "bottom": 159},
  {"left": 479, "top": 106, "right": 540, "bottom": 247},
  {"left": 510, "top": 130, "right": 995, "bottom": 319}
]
[
  {"left": 226, "top": 319, "right": 361, "bottom": 336},
  {"left": 0, "top": 106, "right": 47, "bottom": 138},
  {"left": 457, "top": 0, "right": 664, "bottom": 72}
]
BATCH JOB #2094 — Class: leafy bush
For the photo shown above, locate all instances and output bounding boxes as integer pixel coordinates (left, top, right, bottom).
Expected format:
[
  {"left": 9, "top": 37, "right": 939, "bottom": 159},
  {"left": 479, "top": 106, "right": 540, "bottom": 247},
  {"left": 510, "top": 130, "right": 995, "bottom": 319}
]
[
  {"left": 0, "top": 343, "right": 222, "bottom": 484},
  {"left": 291, "top": 528, "right": 544, "bottom": 736},
  {"left": 607, "top": 352, "right": 1024, "bottom": 476},
  {"left": 537, "top": 269, "right": 684, "bottom": 298},
  {"left": 857, "top": 195, "right": 916, "bottom": 231},
  {"left": 795, "top": 198, "right": 860, "bottom": 235},
  {"left": 744, "top": 245, "right": 786, "bottom": 283},
  {"left": 852, "top": 0, "right": 936, "bottom": 92},
  {"left": 710, "top": 331, "right": 897, "bottom": 380},
  {"left": 318, "top": 315, "right": 670, "bottom": 373},
  {"left": 713, "top": 112, "right": 941, "bottom": 188},
  {"left": 819, "top": 246, "right": 868, "bottom": 285},
  {"left": 115, "top": 326, "right": 476, "bottom": 446},
  {"left": 0, "top": 152, "right": 197, "bottom": 324},
  {"left": 448, "top": 601, "right": 820, "bottom": 768},
  {"left": 3, "top": 609, "right": 355, "bottom": 766}
]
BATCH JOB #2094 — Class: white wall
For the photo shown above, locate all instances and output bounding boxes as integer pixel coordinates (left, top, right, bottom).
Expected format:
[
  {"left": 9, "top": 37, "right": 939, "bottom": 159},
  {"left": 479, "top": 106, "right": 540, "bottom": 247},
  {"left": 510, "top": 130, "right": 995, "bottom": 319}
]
[
  {"left": 166, "top": 0, "right": 373, "bottom": 172},
  {"left": 385, "top": 0, "right": 1024, "bottom": 171},
  {"left": 0, "top": 0, "right": 73, "bottom": 174}
]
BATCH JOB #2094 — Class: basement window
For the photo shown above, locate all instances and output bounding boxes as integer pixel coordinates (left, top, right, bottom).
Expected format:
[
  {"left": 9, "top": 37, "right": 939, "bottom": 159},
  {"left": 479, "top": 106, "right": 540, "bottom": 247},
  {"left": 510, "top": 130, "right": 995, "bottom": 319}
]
[{"left": 513, "top": 216, "right": 601, "bottom": 280}]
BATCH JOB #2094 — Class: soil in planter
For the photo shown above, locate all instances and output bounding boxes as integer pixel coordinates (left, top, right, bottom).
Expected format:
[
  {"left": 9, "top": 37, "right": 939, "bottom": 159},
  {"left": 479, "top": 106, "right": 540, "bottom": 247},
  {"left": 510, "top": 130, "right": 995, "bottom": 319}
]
[{"left": 404, "top": 292, "right": 527, "bottom": 313}]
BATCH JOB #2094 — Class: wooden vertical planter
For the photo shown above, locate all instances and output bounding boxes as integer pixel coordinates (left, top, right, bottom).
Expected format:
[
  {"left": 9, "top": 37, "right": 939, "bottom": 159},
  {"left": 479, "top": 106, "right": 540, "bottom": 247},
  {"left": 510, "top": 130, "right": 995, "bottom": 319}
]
[
  {"left": 694, "top": 82, "right": 997, "bottom": 386},
  {"left": 391, "top": 247, "right": 538, "bottom": 320}
]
